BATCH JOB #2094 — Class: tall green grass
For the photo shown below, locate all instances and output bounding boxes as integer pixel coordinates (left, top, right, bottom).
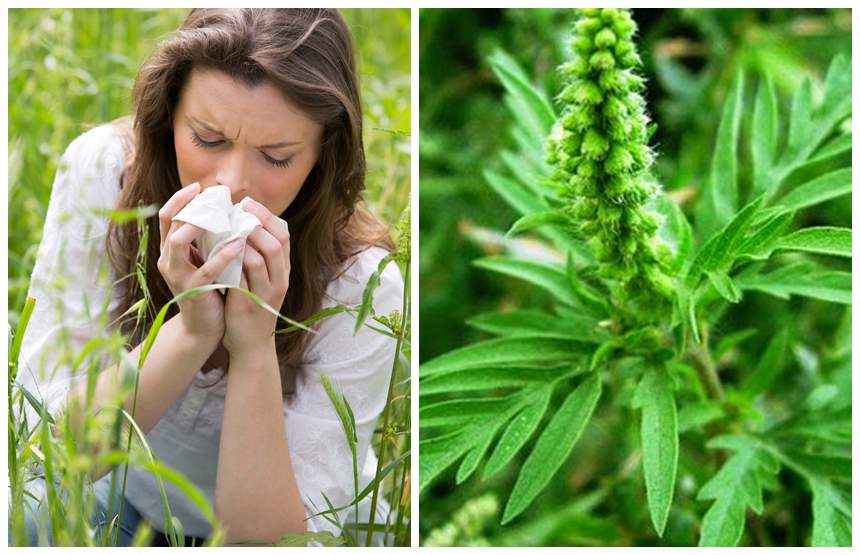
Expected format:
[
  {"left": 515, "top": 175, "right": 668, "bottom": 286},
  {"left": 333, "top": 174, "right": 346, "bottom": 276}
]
[{"left": 8, "top": 8, "right": 410, "bottom": 547}]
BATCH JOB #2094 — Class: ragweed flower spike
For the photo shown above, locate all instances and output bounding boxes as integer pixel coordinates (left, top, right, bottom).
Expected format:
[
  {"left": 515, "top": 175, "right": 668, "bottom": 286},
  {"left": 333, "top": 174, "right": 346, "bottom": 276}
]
[{"left": 548, "top": 8, "right": 674, "bottom": 324}]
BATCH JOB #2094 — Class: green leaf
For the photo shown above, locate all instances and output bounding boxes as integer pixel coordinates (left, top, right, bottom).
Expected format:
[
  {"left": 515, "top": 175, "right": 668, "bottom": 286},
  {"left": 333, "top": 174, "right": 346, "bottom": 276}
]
[
  {"left": 500, "top": 149, "right": 553, "bottom": 200},
  {"left": 706, "top": 271, "right": 741, "bottom": 303},
  {"left": 420, "top": 367, "right": 556, "bottom": 396},
  {"left": 14, "top": 381, "right": 56, "bottom": 426},
  {"left": 697, "top": 71, "right": 744, "bottom": 239},
  {"left": 421, "top": 397, "right": 514, "bottom": 428},
  {"left": 677, "top": 401, "right": 723, "bottom": 433},
  {"left": 768, "top": 407, "right": 851, "bottom": 445},
  {"left": 9, "top": 296, "right": 36, "bottom": 381},
  {"left": 466, "top": 309, "right": 602, "bottom": 341},
  {"left": 735, "top": 210, "right": 794, "bottom": 261},
  {"left": 820, "top": 54, "right": 852, "bottom": 121},
  {"left": 673, "top": 286, "right": 700, "bottom": 345},
  {"left": 655, "top": 194, "right": 693, "bottom": 273},
  {"left": 780, "top": 450, "right": 851, "bottom": 484},
  {"left": 421, "top": 337, "right": 587, "bottom": 378},
  {"left": 785, "top": 78, "right": 813, "bottom": 161},
  {"left": 751, "top": 73, "right": 778, "bottom": 196},
  {"left": 353, "top": 252, "right": 396, "bottom": 334},
  {"left": 474, "top": 256, "right": 578, "bottom": 306},
  {"left": 688, "top": 197, "right": 763, "bottom": 282},
  {"left": 697, "top": 435, "right": 780, "bottom": 546},
  {"left": 810, "top": 479, "right": 852, "bottom": 547},
  {"left": 456, "top": 416, "right": 510, "bottom": 484},
  {"left": 484, "top": 169, "right": 547, "bottom": 216},
  {"left": 419, "top": 430, "right": 480, "bottom": 492},
  {"left": 507, "top": 210, "right": 568, "bottom": 237},
  {"left": 810, "top": 132, "right": 852, "bottom": 162},
  {"left": 487, "top": 48, "right": 556, "bottom": 145},
  {"left": 632, "top": 365, "right": 678, "bottom": 537},
  {"left": 764, "top": 54, "right": 851, "bottom": 201},
  {"left": 483, "top": 385, "right": 554, "bottom": 479},
  {"left": 776, "top": 168, "right": 851, "bottom": 212},
  {"left": 502, "top": 373, "right": 602, "bottom": 524},
  {"left": 775, "top": 227, "right": 851, "bottom": 258},
  {"left": 420, "top": 385, "right": 543, "bottom": 491},
  {"left": 320, "top": 374, "right": 357, "bottom": 460},
  {"left": 739, "top": 329, "right": 790, "bottom": 399},
  {"left": 736, "top": 262, "right": 851, "bottom": 305}
]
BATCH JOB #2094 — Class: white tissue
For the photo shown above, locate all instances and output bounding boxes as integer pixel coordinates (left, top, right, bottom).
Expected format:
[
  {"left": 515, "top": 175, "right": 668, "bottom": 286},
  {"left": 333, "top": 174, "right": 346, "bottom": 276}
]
[{"left": 171, "top": 184, "right": 262, "bottom": 290}]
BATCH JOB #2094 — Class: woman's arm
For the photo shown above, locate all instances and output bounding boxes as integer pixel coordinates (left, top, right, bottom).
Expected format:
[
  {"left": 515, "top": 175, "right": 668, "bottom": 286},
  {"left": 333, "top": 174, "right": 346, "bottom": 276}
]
[
  {"left": 60, "top": 313, "right": 220, "bottom": 439},
  {"left": 215, "top": 337, "right": 306, "bottom": 545}
]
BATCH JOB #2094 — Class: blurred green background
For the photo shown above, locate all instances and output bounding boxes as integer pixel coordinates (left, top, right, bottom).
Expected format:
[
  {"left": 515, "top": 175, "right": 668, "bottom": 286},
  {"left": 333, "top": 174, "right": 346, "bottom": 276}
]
[
  {"left": 8, "top": 7, "right": 410, "bottom": 326},
  {"left": 419, "top": 7, "right": 850, "bottom": 545}
]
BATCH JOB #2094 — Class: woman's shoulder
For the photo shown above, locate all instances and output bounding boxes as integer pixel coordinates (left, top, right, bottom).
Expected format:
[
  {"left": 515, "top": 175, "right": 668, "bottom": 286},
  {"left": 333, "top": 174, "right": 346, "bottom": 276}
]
[
  {"left": 46, "top": 122, "right": 131, "bottom": 239},
  {"left": 62, "top": 121, "right": 129, "bottom": 174},
  {"left": 324, "top": 246, "right": 404, "bottom": 311}
]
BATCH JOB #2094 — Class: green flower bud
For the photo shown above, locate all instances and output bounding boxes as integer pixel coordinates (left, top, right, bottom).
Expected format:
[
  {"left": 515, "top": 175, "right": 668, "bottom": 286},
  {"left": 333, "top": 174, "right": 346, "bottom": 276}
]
[
  {"left": 603, "top": 95, "right": 628, "bottom": 119},
  {"left": 546, "top": 8, "right": 673, "bottom": 324},
  {"left": 594, "top": 28, "right": 617, "bottom": 48},
  {"left": 574, "top": 16, "right": 603, "bottom": 37},
  {"left": 574, "top": 80, "right": 603, "bottom": 105},
  {"left": 589, "top": 50, "right": 616, "bottom": 71},
  {"left": 581, "top": 129, "right": 610, "bottom": 160},
  {"left": 605, "top": 144, "right": 636, "bottom": 175}
]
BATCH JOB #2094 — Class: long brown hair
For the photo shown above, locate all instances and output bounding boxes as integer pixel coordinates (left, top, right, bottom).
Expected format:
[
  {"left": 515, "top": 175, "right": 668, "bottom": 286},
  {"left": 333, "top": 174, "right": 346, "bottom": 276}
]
[{"left": 107, "top": 8, "right": 392, "bottom": 392}]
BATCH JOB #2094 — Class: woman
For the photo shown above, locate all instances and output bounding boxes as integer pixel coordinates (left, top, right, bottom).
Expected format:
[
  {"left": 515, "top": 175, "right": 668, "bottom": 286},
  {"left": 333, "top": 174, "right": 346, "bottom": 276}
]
[{"left": 13, "top": 8, "right": 403, "bottom": 546}]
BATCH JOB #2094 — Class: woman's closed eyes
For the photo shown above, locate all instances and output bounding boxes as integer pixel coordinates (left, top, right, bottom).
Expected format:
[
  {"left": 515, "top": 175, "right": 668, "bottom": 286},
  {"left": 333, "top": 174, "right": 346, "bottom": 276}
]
[{"left": 189, "top": 129, "right": 295, "bottom": 168}]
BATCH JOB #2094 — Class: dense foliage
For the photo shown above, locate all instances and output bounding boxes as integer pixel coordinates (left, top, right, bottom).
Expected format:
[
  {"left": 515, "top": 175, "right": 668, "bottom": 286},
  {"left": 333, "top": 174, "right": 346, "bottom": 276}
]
[{"left": 420, "top": 8, "right": 850, "bottom": 546}]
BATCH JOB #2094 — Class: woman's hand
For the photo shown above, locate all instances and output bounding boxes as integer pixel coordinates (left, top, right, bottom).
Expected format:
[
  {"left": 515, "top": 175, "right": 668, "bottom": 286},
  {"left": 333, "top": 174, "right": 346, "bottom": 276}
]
[
  {"left": 157, "top": 182, "right": 241, "bottom": 345},
  {"left": 223, "top": 198, "right": 291, "bottom": 357}
]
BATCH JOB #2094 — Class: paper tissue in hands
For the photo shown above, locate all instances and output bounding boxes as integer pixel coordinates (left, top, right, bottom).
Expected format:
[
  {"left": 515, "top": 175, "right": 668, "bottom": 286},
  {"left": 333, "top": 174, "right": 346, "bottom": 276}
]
[{"left": 172, "top": 184, "right": 261, "bottom": 292}]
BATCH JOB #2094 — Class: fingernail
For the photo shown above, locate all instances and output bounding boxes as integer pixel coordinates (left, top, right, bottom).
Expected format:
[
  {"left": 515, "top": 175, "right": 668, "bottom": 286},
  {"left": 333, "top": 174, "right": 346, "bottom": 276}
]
[
  {"left": 187, "top": 182, "right": 200, "bottom": 192},
  {"left": 240, "top": 197, "right": 256, "bottom": 212}
]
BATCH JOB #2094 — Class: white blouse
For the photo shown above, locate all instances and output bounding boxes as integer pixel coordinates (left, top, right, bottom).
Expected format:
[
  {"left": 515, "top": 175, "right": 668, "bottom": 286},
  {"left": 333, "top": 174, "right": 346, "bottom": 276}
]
[{"left": 15, "top": 124, "right": 403, "bottom": 541}]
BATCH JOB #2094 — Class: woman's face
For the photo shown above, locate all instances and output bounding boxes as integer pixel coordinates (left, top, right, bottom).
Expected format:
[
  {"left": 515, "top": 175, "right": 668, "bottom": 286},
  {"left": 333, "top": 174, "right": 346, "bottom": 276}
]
[{"left": 172, "top": 67, "right": 324, "bottom": 216}]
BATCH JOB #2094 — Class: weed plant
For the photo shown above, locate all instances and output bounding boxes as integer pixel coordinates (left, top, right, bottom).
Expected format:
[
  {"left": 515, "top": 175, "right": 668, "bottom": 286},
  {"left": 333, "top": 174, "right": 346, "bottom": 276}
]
[{"left": 419, "top": 8, "right": 850, "bottom": 547}]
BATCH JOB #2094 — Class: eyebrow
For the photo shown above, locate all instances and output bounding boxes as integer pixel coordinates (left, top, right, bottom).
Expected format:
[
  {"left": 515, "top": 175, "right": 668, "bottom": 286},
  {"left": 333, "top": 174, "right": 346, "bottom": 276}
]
[{"left": 187, "top": 116, "right": 302, "bottom": 149}]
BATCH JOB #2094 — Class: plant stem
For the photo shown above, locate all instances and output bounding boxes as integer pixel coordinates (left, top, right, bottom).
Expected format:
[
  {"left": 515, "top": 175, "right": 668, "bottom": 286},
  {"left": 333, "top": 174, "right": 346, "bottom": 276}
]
[
  {"left": 365, "top": 261, "right": 410, "bottom": 546},
  {"left": 689, "top": 326, "right": 724, "bottom": 401}
]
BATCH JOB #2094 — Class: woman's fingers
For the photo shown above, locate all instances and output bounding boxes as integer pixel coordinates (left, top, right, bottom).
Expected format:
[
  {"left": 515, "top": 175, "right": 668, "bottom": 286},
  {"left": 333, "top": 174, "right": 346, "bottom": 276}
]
[
  {"left": 242, "top": 242, "right": 271, "bottom": 293},
  {"left": 166, "top": 222, "right": 205, "bottom": 268},
  {"left": 242, "top": 198, "right": 290, "bottom": 245},
  {"left": 193, "top": 238, "right": 243, "bottom": 287},
  {"left": 246, "top": 227, "right": 286, "bottom": 286},
  {"left": 158, "top": 182, "right": 201, "bottom": 249}
]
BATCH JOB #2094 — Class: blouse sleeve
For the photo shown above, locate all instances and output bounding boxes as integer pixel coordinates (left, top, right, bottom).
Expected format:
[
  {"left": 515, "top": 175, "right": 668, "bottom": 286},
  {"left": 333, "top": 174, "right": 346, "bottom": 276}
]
[
  {"left": 15, "top": 125, "right": 126, "bottom": 427},
  {"left": 283, "top": 247, "right": 404, "bottom": 535}
]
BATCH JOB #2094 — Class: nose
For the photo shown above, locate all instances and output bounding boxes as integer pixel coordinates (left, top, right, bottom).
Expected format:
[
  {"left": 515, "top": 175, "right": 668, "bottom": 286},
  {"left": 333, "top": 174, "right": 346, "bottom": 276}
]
[{"left": 215, "top": 149, "right": 252, "bottom": 203}]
